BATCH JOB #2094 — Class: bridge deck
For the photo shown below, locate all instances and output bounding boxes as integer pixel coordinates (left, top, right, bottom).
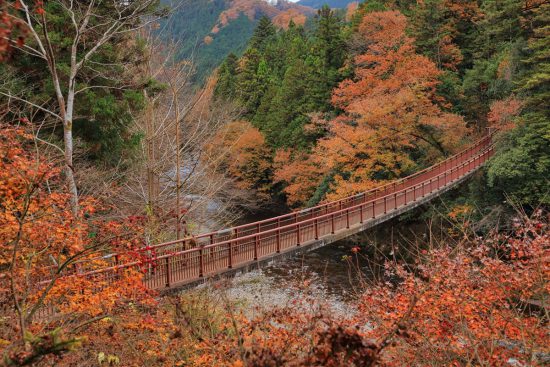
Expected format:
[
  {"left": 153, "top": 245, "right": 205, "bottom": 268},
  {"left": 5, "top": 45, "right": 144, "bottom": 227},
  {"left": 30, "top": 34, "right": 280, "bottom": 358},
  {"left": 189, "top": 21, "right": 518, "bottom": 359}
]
[
  {"left": 73, "top": 135, "right": 494, "bottom": 291},
  {"left": 32, "top": 135, "right": 495, "bottom": 300}
]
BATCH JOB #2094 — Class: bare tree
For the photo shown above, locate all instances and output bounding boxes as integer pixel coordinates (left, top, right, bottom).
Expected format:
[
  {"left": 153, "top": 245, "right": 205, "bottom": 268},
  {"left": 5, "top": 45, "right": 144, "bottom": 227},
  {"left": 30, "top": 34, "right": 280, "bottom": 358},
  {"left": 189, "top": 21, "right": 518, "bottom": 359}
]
[
  {"left": 2, "top": 0, "right": 164, "bottom": 216},
  {"left": 87, "top": 27, "right": 245, "bottom": 245}
]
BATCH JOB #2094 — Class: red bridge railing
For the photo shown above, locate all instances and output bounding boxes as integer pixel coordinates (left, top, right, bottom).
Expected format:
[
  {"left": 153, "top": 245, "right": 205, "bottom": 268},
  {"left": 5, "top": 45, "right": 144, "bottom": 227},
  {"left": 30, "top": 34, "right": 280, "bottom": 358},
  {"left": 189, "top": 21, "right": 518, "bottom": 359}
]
[
  {"left": 128, "top": 134, "right": 494, "bottom": 255},
  {"left": 56, "top": 134, "right": 494, "bottom": 290}
]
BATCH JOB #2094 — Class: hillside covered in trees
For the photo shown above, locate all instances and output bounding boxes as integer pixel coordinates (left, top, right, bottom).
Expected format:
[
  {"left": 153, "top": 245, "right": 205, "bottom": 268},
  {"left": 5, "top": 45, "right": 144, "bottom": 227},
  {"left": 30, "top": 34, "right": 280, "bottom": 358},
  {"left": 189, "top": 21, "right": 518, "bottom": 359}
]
[
  {"left": 161, "top": 0, "right": 358, "bottom": 84},
  {"left": 0, "top": 0, "right": 548, "bottom": 365},
  {"left": 160, "top": 0, "right": 311, "bottom": 84},
  {"left": 213, "top": 0, "right": 550, "bottom": 209}
]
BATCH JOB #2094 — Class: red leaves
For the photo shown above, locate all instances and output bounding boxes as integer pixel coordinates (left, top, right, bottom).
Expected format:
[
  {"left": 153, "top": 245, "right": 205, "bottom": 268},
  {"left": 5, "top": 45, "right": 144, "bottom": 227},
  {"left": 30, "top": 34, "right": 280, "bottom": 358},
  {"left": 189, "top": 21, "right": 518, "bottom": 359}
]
[
  {"left": 0, "top": 1, "right": 44, "bottom": 60},
  {"left": 354, "top": 216, "right": 549, "bottom": 365},
  {"left": 34, "top": 0, "right": 44, "bottom": 15}
]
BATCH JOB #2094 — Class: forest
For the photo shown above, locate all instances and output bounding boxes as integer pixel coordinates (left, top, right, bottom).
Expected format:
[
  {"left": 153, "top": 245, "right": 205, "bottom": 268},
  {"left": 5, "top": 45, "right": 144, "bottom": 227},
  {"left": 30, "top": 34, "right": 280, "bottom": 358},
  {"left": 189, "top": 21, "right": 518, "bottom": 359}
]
[{"left": 0, "top": 0, "right": 548, "bottom": 366}]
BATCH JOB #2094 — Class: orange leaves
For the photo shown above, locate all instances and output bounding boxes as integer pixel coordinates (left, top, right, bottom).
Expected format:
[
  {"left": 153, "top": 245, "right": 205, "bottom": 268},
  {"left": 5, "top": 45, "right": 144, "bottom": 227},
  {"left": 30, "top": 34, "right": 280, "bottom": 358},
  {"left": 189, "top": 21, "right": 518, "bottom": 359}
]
[
  {"left": 272, "top": 9, "right": 307, "bottom": 29},
  {"left": 273, "top": 149, "right": 327, "bottom": 207},
  {"left": 274, "top": 11, "right": 469, "bottom": 206},
  {"left": 321, "top": 11, "right": 468, "bottom": 201},
  {"left": 354, "top": 216, "right": 550, "bottom": 365},
  {"left": 1, "top": 125, "right": 159, "bottom": 363},
  {"left": 488, "top": 96, "right": 523, "bottom": 131},
  {"left": 207, "top": 120, "right": 273, "bottom": 201},
  {"left": 333, "top": 11, "right": 443, "bottom": 117}
]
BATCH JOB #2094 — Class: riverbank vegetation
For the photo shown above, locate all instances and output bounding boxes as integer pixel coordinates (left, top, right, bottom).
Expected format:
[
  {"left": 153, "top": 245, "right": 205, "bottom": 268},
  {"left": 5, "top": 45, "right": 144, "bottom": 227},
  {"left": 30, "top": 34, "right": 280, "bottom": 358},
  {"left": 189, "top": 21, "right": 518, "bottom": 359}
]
[{"left": 0, "top": 0, "right": 548, "bottom": 365}]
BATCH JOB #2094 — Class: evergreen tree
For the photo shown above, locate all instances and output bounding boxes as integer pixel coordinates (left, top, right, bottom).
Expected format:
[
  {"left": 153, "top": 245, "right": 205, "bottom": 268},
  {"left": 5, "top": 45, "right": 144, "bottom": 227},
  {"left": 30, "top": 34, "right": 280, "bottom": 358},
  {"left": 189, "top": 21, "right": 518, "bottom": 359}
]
[
  {"left": 237, "top": 48, "right": 270, "bottom": 115},
  {"left": 315, "top": 6, "right": 346, "bottom": 70},
  {"left": 214, "top": 53, "right": 239, "bottom": 99},
  {"left": 1, "top": 1, "right": 149, "bottom": 166},
  {"left": 487, "top": 2, "right": 550, "bottom": 205},
  {"left": 459, "top": 0, "right": 538, "bottom": 127},
  {"left": 258, "top": 58, "right": 316, "bottom": 148},
  {"left": 409, "top": 0, "right": 463, "bottom": 71},
  {"left": 474, "top": 0, "right": 529, "bottom": 59},
  {"left": 213, "top": 8, "right": 349, "bottom": 150},
  {"left": 250, "top": 16, "right": 276, "bottom": 51}
]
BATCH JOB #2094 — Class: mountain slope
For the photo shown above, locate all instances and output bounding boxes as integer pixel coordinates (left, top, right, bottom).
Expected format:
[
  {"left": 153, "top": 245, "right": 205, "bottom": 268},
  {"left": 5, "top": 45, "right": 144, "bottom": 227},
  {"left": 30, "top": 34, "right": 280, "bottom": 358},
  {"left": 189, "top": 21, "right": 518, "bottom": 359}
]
[{"left": 163, "top": 0, "right": 315, "bottom": 84}]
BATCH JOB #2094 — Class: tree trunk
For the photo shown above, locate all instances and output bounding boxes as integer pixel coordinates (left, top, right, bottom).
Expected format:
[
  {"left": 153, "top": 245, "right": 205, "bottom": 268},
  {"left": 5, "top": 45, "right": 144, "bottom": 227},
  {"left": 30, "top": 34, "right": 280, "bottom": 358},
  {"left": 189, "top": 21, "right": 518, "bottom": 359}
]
[
  {"left": 145, "top": 90, "right": 156, "bottom": 216},
  {"left": 175, "top": 91, "right": 182, "bottom": 240},
  {"left": 63, "top": 121, "right": 79, "bottom": 217}
]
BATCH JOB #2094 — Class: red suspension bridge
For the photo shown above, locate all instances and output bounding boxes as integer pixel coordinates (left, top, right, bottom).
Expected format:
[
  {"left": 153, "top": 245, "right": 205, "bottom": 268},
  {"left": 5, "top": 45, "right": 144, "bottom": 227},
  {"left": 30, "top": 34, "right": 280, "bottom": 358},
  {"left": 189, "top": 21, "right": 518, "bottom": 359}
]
[{"left": 54, "top": 134, "right": 496, "bottom": 291}]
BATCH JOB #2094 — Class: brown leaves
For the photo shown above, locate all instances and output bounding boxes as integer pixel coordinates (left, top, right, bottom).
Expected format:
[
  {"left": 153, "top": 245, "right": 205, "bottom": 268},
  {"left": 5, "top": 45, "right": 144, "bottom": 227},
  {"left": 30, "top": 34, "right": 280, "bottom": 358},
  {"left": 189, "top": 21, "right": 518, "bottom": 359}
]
[{"left": 488, "top": 96, "right": 524, "bottom": 131}]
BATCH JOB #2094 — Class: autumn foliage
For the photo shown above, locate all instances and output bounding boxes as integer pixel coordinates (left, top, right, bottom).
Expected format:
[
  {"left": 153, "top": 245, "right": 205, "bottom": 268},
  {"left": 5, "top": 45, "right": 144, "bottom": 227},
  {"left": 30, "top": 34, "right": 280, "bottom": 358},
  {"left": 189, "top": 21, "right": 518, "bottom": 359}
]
[
  {"left": 488, "top": 96, "right": 524, "bottom": 131},
  {"left": 355, "top": 216, "right": 549, "bottom": 365},
  {"left": 275, "top": 11, "right": 469, "bottom": 206},
  {"left": 58, "top": 211, "right": 545, "bottom": 367},
  {"left": 0, "top": 125, "right": 153, "bottom": 365},
  {"left": 0, "top": 0, "right": 34, "bottom": 60},
  {"left": 177, "top": 213, "right": 548, "bottom": 366},
  {"left": 1, "top": 0, "right": 548, "bottom": 365},
  {"left": 206, "top": 120, "right": 273, "bottom": 202}
]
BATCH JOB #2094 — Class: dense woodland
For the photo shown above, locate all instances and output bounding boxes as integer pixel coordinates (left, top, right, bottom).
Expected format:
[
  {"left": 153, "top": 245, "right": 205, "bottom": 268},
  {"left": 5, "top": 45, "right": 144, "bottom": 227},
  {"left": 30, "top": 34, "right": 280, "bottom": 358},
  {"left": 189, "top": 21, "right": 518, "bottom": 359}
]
[
  {"left": 0, "top": 0, "right": 548, "bottom": 366},
  {"left": 213, "top": 0, "right": 549, "bottom": 209}
]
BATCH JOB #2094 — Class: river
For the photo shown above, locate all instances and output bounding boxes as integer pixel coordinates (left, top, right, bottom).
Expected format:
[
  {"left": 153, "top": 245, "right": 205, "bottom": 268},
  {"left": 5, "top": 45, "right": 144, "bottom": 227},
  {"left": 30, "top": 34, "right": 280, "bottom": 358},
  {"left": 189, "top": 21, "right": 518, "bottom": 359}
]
[{"left": 231, "top": 207, "right": 433, "bottom": 302}]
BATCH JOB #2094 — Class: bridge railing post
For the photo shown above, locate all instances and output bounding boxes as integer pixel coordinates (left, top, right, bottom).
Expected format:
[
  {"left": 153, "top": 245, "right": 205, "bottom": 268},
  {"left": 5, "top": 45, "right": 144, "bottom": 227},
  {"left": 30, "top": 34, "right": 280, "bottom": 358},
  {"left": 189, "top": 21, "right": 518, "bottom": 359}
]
[
  {"left": 314, "top": 219, "right": 319, "bottom": 240},
  {"left": 346, "top": 210, "right": 350, "bottom": 229},
  {"left": 276, "top": 229, "right": 281, "bottom": 253},
  {"left": 228, "top": 241, "right": 233, "bottom": 269},
  {"left": 199, "top": 246, "right": 204, "bottom": 278},
  {"left": 360, "top": 204, "right": 364, "bottom": 224},
  {"left": 384, "top": 197, "right": 387, "bottom": 214},
  {"left": 254, "top": 235, "right": 259, "bottom": 260},
  {"left": 165, "top": 257, "right": 171, "bottom": 288},
  {"left": 331, "top": 214, "right": 335, "bottom": 234},
  {"left": 297, "top": 224, "right": 301, "bottom": 246}
]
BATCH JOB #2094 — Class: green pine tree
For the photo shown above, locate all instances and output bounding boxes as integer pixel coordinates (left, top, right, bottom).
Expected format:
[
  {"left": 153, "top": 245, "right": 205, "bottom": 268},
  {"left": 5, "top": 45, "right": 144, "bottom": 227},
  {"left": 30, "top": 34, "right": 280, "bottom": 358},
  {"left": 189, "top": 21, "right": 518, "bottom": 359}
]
[
  {"left": 487, "top": 2, "right": 550, "bottom": 205},
  {"left": 250, "top": 16, "right": 276, "bottom": 51},
  {"left": 215, "top": 53, "right": 239, "bottom": 99},
  {"left": 236, "top": 49, "right": 271, "bottom": 115}
]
